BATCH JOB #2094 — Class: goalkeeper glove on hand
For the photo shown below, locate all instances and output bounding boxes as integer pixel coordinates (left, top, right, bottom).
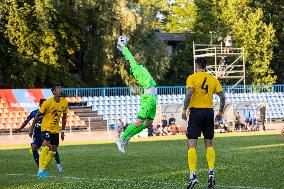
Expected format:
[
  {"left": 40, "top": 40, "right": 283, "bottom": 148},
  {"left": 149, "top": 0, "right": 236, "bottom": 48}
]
[{"left": 117, "top": 35, "right": 129, "bottom": 51}]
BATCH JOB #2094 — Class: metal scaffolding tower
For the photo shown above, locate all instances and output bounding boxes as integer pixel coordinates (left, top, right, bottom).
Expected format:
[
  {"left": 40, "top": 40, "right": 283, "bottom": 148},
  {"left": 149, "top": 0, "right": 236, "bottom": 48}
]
[{"left": 193, "top": 42, "right": 245, "bottom": 88}]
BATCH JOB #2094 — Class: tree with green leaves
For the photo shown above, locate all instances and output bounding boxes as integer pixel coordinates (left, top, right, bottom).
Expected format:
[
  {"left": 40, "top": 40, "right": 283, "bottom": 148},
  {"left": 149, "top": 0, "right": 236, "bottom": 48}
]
[
  {"left": 162, "top": 0, "right": 196, "bottom": 32},
  {"left": 194, "top": 0, "right": 276, "bottom": 84},
  {"left": 0, "top": 0, "right": 81, "bottom": 87},
  {"left": 0, "top": 0, "right": 170, "bottom": 88},
  {"left": 250, "top": 0, "right": 284, "bottom": 83}
]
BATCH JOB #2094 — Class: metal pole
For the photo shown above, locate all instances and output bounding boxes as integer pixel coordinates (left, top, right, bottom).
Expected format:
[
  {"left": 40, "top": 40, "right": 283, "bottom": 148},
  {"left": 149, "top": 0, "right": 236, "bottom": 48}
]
[
  {"left": 88, "top": 117, "right": 91, "bottom": 133},
  {"left": 215, "top": 47, "right": 217, "bottom": 77},
  {"left": 243, "top": 47, "right": 246, "bottom": 87},
  {"left": 159, "top": 104, "right": 162, "bottom": 126},
  {"left": 106, "top": 118, "right": 109, "bottom": 133},
  {"left": 210, "top": 31, "right": 212, "bottom": 45},
  {"left": 9, "top": 123, "right": 12, "bottom": 136},
  {"left": 193, "top": 41, "right": 196, "bottom": 73}
]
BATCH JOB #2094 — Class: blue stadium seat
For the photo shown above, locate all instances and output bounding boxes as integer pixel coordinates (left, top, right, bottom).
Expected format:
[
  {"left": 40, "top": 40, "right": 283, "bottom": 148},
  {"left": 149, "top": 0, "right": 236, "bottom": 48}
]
[
  {"left": 104, "top": 96, "right": 109, "bottom": 101},
  {"left": 120, "top": 109, "right": 126, "bottom": 115},
  {"left": 92, "top": 105, "right": 98, "bottom": 111},
  {"left": 131, "top": 99, "right": 136, "bottom": 105},
  {"left": 172, "top": 99, "right": 178, "bottom": 104},
  {"left": 127, "top": 118, "right": 132, "bottom": 124},
  {"left": 166, "top": 94, "right": 172, "bottom": 100},
  {"left": 93, "top": 96, "right": 99, "bottom": 102},
  {"left": 171, "top": 94, "right": 177, "bottom": 100},
  {"left": 98, "top": 110, "right": 104, "bottom": 115},
  {"left": 109, "top": 109, "right": 115, "bottom": 115},
  {"left": 110, "top": 100, "right": 115, "bottom": 106},
  {"left": 115, "top": 96, "right": 120, "bottom": 101},
  {"left": 109, "top": 106, "right": 115, "bottom": 112},
  {"left": 104, "top": 105, "right": 109, "bottom": 111},
  {"left": 135, "top": 95, "right": 140, "bottom": 101},
  {"left": 178, "top": 98, "right": 183, "bottom": 104},
  {"left": 82, "top": 97, "right": 88, "bottom": 102}
]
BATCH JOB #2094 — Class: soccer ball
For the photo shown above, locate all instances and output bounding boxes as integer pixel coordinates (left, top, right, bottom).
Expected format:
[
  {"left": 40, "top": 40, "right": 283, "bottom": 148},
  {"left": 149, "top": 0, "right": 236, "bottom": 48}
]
[{"left": 117, "top": 35, "right": 129, "bottom": 46}]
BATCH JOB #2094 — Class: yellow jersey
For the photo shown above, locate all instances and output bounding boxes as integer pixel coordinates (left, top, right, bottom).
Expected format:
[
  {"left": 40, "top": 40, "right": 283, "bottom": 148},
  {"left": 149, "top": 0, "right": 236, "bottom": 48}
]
[
  {"left": 40, "top": 97, "right": 68, "bottom": 133},
  {"left": 186, "top": 72, "right": 223, "bottom": 109}
]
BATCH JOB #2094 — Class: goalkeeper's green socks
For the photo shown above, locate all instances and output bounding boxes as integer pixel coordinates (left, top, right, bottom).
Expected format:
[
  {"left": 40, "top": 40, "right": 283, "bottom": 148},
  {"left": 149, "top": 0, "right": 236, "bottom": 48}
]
[
  {"left": 120, "top": 123, "right": 147, "bottom": 141},
  {"left": 129, "top": 124, "right": 146, "bottom": 137},
  {"left": 120, "top": 123, "right": 136, "bottom": 141}
]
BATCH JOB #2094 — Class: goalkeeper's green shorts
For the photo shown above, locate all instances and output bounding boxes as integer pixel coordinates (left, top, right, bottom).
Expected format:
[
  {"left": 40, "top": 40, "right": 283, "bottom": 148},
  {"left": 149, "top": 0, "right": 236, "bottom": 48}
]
[{"left": 137, "top": 94, "right": 157, "bottom": 121}]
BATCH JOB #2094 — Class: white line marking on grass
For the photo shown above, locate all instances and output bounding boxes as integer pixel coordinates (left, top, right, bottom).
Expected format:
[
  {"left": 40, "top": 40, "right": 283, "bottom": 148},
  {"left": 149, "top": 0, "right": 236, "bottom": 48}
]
[
  {"left": 4, "top": 173, "right": 273, "bottom": 189},
  {"left": 236, "top": 143, "right": 284, "bottom": 150}
]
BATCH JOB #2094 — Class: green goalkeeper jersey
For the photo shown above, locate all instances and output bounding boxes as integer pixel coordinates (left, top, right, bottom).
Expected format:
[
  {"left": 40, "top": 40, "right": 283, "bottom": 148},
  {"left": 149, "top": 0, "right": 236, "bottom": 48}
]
[{"left": 122, "top": 46, "right": 156, "bottom": 89}]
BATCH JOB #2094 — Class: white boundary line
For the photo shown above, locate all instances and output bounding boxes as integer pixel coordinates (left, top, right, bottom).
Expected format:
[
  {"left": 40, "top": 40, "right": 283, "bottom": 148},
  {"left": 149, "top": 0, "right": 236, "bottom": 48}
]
[{"left": 3, "top": 173, "right": 273, "bottom": 189}]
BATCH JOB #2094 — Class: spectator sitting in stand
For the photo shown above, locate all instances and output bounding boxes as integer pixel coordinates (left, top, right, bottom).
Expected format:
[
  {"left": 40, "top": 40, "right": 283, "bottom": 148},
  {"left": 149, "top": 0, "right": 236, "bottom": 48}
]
[
  {"left": 169, "top": 114, "right": 180, "bottom": 135},
  {"left": 109, "top": 120, "right": 115, "bottom": 130},
  {"left": 148, "top": 124, "right": 154, "bottom": 136},
  {"left": 153, "top": 124, "right": 162, "bottom": 136},
  {"left": 244, "top": 105, "right": 252, "bottom": 131},
  {"left": 234, "top": 112, "right": 241, "bottom": 131},
  {"left": 250, "top": 113, "right": 258, "bottom": 131},
  {"left": 218, "top": 117, "right": 228, "bottom": 132},
  {"left": 161, "top": 114, "right": 170, "bottom": 135},
  {"left": 214, "top": 117, "right": 227, "bottom": 133},
  {"left": 258, "top": 101, "right": 266, "bottom": 131},
  {"left": 161, "top": 115, "right": 167, "bottom": 128},
  {"left": 234, "top": 111, "right": 245, "bottom": 132}
]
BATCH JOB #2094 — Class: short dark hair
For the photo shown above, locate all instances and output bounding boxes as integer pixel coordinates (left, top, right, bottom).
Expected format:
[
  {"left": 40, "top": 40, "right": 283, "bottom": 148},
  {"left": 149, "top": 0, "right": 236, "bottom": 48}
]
[
  {"left": 51, "top": 83, "right": 61, "bottom": 92},
  {"left": 39, "top": 99, "right": 46, "bottom": 106},
  {"left": 196, "top": 57, "right": 207, "bottom": 69}
]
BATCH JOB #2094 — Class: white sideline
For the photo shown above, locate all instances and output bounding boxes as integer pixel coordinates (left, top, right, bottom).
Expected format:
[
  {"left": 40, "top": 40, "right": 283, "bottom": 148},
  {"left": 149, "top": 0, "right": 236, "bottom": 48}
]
[{"left": 3, "top": 173, "right": 273, "bottom": 189}]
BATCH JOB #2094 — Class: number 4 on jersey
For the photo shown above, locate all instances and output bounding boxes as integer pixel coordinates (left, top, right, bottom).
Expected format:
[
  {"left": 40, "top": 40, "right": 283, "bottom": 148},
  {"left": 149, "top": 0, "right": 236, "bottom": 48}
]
[{"left": 201, "top": 77, "right": 208, "bottom": 93}]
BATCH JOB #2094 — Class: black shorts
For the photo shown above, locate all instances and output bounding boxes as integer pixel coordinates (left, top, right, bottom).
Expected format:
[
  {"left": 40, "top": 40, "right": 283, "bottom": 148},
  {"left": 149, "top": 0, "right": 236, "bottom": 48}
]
[
  {"left": 31, "top": 128, "right": 42, "bottom": 147},
  {"left": 41, "top": 131, "right": 59, "bottom": 146},
  {"left": 186, "top": 108, "right": 214, "bottom": 140},
  {"left": 245, "top": 118, "right": 250, "bottom": 124}
]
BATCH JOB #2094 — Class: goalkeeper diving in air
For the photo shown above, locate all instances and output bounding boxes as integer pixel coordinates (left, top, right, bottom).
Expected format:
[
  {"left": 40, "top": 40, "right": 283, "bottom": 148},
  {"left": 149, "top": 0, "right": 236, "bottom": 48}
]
[{"left": 115, "top": 35, "right": 157, "bottom": 153}]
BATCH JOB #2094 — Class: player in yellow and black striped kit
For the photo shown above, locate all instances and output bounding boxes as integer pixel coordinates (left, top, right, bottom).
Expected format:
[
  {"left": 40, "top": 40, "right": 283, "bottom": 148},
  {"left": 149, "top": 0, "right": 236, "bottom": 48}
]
[
  {"left": 182, "top": 58, "right": 226, "bottom": 189},
  {"left": 29, "top": 84, "right": 68, "bottom": 178}
]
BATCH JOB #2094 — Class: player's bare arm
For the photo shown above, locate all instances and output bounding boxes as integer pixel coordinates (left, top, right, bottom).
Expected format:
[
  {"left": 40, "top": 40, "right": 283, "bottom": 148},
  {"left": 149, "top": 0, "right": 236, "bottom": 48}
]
[
  {"left": 216, "top": 91, "right": 226, "bottom": 119},
  {"left": 15, "top": 119, "right": 29, "bottom": 132},
  {"left": 61, "top": 112, "right": 67, "bottom": 141},
  {"left": 29, "top": 112, "right": 44, "bottom": 138},
  {"left": 217, "top": 91, "right": 226, "bottom": 113},
  {"left": 182, "top": 87, "right": 193, "bottom": 120}
]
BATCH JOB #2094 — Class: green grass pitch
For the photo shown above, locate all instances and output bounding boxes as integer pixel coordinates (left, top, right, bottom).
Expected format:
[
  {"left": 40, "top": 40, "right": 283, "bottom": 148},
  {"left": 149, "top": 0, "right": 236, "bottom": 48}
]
[{"left": 0, "top": 132, "right": 283, "bottom": 189}]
